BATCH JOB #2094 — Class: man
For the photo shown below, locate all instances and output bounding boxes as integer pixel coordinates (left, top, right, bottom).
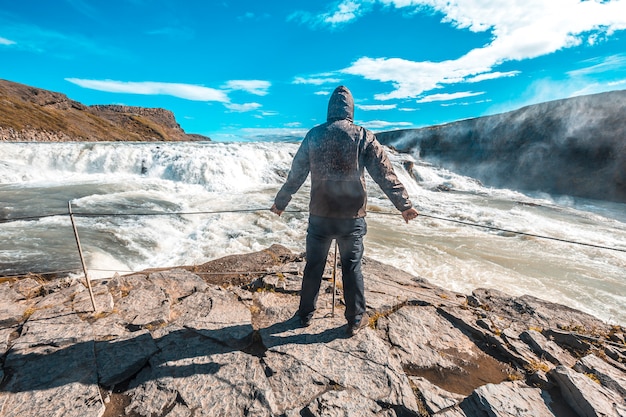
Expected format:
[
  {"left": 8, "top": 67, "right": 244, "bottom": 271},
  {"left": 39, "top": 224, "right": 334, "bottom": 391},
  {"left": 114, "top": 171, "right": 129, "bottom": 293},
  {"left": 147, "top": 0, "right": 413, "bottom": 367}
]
[{"left": 271, "top": 86, "right": 419, "bottom": 336}]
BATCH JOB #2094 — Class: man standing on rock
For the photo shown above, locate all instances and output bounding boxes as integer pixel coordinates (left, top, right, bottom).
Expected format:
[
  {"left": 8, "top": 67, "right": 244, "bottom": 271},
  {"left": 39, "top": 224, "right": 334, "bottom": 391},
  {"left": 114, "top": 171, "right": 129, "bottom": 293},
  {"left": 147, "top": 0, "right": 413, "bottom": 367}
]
[{"left": 271, "top": 85, "right": 419, "bottom": 336}]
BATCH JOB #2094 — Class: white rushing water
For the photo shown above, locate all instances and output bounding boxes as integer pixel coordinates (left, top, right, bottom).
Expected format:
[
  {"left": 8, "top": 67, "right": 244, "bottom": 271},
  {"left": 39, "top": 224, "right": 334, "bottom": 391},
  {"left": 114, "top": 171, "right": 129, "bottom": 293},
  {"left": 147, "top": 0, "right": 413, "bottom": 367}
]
[{"left": 1, "top": 141, "right": 625, "bottom": 324}]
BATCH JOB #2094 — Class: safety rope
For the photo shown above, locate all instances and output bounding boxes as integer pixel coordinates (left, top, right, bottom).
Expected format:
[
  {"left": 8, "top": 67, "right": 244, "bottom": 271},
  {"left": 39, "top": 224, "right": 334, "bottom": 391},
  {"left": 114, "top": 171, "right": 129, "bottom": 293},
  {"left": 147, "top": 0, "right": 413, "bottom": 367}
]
[
  {"left": 372, "top": 211, "right": 626, "bottom": 253},
  {"left": 1, "top": 207, "right": 626, "bottom": 253}
]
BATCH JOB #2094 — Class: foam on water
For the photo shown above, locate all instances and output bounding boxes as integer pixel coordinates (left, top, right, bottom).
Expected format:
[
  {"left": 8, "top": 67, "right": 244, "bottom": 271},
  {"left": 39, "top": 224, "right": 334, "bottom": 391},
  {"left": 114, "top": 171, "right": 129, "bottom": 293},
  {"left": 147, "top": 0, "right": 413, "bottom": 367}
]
[{"left": 1, "top": 141, "right": 625, "bottom": 324}]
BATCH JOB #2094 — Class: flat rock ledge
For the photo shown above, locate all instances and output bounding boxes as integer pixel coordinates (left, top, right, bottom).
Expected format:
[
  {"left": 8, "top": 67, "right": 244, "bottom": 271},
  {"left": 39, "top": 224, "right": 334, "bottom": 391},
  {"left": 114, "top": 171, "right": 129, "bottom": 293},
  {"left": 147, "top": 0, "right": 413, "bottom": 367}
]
[{"left": 1, "top": 244, "right": 625, "bottom": 417}]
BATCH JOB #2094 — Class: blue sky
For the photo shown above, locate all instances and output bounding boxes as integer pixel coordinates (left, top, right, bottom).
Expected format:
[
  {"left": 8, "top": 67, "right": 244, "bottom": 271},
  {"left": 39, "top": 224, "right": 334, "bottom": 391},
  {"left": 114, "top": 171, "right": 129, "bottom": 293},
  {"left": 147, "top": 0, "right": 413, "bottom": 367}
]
[{"left": 2, "top": 0, "right": 626, "bottom": 141}]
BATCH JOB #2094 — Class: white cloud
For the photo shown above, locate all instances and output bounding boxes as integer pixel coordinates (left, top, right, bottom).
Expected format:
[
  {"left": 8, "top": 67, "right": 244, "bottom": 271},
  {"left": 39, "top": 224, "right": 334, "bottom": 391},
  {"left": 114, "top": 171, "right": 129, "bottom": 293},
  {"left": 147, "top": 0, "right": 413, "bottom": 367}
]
[
  {"left": 416, "top": 91, "right": 484, "bottom": 103},
  {"left": 356, "top": 104, "right": 397, "bottom": 110},
  {"left": 608, "top": 79, "right": 626, "bottom": 87},
  {"left": 360, "top": 120, "right": 413, "bottom": 129},
  {"left": 324, "top": 0, "right": 363, "bottom": 25},
  {"left": 293, "top": 76, "right": 342, "bottom": 85},
  {"left": 315, "top": 91, "right": 332, "bottom": 95},
  {"left": 65, "top": 78, "right": 229, "bottom": 102},
  {"left": 224, "top": 102, "right": 262, "bottom": 112},
  {"left": 441, "top": 99, "right": 490, "bottom": 107},
  {"left": 288, "top": 0, "right": 369, "bottom": 29},
  {"left": 0, "top": 36, "right": 16, "bottom": 45},
  {"left": 238, "top": 127, "right": 309, "bottom": 139},
  {"left": 342, "top": 0, "right": 626, "bottom": 100},
  {"left": 466, "top": 71, "right": 520, "bottom": 83},
  {"left": 223, "top": 80, "right": 271, "bottom": 96}
]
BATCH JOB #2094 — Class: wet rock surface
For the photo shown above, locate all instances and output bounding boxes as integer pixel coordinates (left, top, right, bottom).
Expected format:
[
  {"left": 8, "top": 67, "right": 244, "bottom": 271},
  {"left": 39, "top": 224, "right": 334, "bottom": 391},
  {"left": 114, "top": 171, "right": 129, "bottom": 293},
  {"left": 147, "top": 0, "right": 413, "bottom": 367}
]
[{"left": 0, "top": 244, "right": 625, "bottom": 416}]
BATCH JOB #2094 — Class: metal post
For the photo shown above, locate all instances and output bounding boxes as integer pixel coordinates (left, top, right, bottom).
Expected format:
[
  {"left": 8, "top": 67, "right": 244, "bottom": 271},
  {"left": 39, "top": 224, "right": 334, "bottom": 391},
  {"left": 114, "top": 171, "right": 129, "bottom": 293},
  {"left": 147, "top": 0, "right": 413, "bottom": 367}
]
[
  {"left": 331, "top": 239, "right": 337, "bottom": 318},
  {"left": 68, "top": 201, "right": 97, "bottom": 312}
]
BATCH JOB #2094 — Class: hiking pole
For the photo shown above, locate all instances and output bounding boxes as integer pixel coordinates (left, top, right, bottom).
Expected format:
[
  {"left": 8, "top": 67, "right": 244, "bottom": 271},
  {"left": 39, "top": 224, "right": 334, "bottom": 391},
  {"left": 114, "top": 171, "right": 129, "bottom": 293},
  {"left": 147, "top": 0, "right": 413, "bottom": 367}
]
[{"left": 331, "top": 239, "right": 337, "bottom": 318}]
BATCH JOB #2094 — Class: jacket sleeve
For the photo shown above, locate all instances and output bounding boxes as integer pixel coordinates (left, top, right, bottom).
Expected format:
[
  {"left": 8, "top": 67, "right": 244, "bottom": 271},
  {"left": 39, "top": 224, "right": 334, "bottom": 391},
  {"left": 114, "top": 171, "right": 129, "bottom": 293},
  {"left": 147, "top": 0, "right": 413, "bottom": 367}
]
[
  {"left": 363, "top": 133, "right": 413, "bottom": 212},
  {"left": 274, "top": 136, "right": 310, "bottom": 210}
]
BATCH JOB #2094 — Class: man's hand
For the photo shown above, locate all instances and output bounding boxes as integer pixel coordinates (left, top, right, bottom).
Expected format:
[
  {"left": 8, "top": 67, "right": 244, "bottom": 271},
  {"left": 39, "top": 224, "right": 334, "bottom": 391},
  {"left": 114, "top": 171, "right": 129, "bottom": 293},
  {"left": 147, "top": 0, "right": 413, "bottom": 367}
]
[
  {"left": 270, "top": 204, "right": 284, "bottom": 216},
  {"left": 401, "top": 207, "right": 419, "bottom": 223}
]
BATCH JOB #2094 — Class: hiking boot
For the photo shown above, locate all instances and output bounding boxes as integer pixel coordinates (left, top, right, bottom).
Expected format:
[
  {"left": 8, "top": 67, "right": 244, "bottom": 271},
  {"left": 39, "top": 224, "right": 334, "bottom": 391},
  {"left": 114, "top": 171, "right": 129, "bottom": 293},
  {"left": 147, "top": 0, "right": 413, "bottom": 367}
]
[
  {"left": 300, "top": 315, "right": 311, "bottom": 327},
  {"left": 293, "top": 311, "right": 311, "bottom": 327},
  {"left": 346, "top": 315, "right": 368, "bottom": 337}
]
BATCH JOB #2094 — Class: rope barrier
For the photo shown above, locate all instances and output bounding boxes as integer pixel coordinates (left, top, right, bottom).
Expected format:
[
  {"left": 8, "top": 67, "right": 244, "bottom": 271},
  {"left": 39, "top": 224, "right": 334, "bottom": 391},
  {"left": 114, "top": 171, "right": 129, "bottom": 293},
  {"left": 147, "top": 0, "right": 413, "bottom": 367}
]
[
  {"left": 370, "top": 211, "right": 626, "bottom": 253},
  {"left": 86, "top": 268, "right": 300, "bottom": 276},
  {"left": 1, "top": 205, "right": 625, "bottom": 280},
  {"left": 0, "top": 212, "right": 68, "bottom": 223},
  {"left": 2, "top": 203, "right": 624, "bottom": 344}
]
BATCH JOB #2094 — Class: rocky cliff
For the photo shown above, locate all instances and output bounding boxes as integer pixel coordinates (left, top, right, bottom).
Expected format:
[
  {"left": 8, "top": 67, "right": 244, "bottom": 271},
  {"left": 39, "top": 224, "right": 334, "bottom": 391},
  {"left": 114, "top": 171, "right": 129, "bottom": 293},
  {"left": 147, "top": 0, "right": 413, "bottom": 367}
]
[
  {"left": 377, "top": 90, "right": 626, "bottom": 203},
  {"left": 0, "top": 79, "right": 210, "bottom": 142},
  {"left": 1, "top": 245, "right": 624, "bottom": 416}
]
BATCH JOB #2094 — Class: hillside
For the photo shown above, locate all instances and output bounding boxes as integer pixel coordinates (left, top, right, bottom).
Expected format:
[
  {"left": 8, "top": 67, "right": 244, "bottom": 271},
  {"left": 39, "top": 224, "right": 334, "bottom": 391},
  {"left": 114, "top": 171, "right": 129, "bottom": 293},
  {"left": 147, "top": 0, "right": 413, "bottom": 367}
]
[
  {"left": 377, "top": 90, "right": 626, "bottom": 203},
  {"left": 0, "top": 79, "right": 210, "bottom": 142}
]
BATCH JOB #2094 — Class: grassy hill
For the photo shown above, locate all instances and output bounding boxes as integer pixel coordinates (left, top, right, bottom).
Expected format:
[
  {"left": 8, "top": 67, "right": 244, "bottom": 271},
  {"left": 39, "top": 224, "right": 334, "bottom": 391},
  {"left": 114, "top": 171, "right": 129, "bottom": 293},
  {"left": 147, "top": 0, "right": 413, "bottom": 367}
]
[{"left": 0, "top": 79, "right": 209, "bottom": 142}]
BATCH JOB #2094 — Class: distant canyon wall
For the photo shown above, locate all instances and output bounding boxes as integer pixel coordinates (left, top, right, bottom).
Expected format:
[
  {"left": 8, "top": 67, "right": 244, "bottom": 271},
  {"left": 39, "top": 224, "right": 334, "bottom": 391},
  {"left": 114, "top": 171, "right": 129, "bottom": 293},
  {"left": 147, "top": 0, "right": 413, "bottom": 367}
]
[{"left": 377, "top": 90, "right": 626, "bottom": 203}]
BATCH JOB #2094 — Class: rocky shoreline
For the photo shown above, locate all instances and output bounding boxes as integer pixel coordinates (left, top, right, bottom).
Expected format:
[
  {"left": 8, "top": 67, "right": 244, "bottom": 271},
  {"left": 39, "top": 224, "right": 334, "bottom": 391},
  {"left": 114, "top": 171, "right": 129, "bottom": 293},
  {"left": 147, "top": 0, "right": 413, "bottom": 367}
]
[{"left": 1, "top": 244, "right": 625, "bottom": 416}]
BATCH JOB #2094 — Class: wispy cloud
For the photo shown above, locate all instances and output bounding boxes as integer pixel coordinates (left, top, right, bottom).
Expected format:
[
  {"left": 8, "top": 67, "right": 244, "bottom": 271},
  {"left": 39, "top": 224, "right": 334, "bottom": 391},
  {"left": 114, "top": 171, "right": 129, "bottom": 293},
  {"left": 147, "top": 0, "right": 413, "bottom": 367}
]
[
  {"left": 237, "top": 12, "right": 270, "bottom": 21},
  {"left": 356, "top": 103, "right": 397, "bottom": 111},
  {"left": 339, "top": 0, "right": 626, "bottom": 100},
  {"left": 0, "top": 36, "right": 16, "bottom": 45},
  {"left": 224, "top": 102, "right": 262, "bottom": 112},
  {"left": 441, "top": 99, "right": 490, "bottom": 107},
  {"left": 324, "top": 0, "right": 363, "bottom": 26},
  {"left": 65, "top": 0, "right": 101, "bottom": 20},
  {"left": 293, "top": 76, "right": 342, "bottom": 85},
  {"left": 360, "top": 120, "right": 413, "bottom": 130},
  {"left": 223, "top": 80, "right": 271, "bottom": 96},
  {"left": 467, "top": 71, "right": 520, "bottom": 83},
  {"left": 145, "top": 26, "right": 194, "bottom": 40},
  {"left": 288, "top": 0, "right": 370, "bottom": 29},
  {"left": 416, "top": 91, "right": 484, "bottom": 103},
  {"left": 65, "top": 78, "right": 274, "bottom": 104},
  {"left": 65, "top": 79, "right": 230, "bottom": 102},
  {"left": 237, "top": 127, "right": 309, "bottom": 140},
  {"left": 567, "top": 54, "right": 626, "bottom": 77}
]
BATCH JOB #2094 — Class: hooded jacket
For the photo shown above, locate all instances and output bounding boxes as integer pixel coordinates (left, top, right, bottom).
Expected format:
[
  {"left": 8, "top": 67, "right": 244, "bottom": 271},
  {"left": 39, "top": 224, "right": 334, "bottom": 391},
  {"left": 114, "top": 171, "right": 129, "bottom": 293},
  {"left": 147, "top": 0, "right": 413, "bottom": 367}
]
[{"left": 274, "top": 86, "right": 413, "bottom": 218}]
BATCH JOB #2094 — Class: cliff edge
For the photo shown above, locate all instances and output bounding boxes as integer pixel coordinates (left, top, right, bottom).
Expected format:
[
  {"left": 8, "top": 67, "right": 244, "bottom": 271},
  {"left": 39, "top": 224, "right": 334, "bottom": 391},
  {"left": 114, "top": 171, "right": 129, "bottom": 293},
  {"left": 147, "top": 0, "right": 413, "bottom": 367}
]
[{"left": 1, "top": 245, "right": 624, "bottom": 416}]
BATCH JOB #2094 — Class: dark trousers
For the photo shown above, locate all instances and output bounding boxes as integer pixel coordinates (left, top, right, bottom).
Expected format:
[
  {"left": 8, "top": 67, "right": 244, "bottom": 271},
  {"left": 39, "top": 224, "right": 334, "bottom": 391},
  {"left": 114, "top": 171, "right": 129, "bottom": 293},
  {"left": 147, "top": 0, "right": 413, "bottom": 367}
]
[{"left": 298, "top": 215, "right": 367, "bottom": 324}]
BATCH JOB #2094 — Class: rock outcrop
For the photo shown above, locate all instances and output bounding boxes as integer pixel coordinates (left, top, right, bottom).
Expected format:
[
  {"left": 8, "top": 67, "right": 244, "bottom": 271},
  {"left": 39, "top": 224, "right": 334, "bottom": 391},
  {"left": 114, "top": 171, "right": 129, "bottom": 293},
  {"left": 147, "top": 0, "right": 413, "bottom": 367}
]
[
  {"left": 0, "top": 79, "right": 210, "bottom": 142},
  {"left": 377, "top": 90, "right": 626, "bottom": 204},
  {"left": 0, "top": 244, "right": 624, "bottom": 416}
]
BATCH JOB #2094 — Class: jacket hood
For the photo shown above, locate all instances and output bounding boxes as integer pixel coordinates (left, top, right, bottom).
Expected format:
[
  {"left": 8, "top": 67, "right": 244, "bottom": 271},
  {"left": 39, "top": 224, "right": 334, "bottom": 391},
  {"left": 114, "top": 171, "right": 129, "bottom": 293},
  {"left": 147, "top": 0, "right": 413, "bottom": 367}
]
[{"left": 327, "top": 86, "right": 354, "bottom": 122}]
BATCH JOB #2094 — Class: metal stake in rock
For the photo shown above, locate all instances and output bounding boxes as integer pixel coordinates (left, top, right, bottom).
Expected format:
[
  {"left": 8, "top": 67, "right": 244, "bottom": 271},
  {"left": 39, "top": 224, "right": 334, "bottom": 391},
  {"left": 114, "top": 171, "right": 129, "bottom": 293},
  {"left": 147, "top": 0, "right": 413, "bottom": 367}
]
[{"left": 68, "top": 201, "right": 97, "bottom": 312}]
